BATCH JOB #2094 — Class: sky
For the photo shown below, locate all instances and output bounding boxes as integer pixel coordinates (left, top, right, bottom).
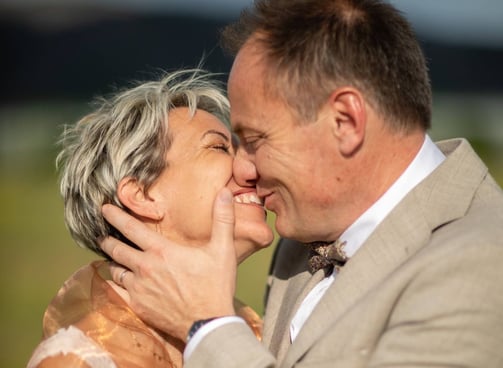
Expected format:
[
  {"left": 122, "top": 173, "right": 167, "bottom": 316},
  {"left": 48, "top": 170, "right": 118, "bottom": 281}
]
[{"left": 2, "top": 0, "right": 503, "bottom": 47}]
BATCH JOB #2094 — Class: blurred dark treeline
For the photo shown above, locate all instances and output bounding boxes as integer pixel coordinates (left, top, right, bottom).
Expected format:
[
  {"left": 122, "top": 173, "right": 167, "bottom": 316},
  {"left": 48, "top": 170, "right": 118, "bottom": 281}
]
[
  {"left": 1, "top": 12, "right": 232, "bottom": 104},
  {"left": 1, "top": 8, "right": 503, "bottom": 105}
]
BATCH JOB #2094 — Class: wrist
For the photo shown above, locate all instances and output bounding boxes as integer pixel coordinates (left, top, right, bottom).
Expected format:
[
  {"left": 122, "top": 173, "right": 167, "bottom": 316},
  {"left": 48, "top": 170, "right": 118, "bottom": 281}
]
[{"left": 186, "top": 317, "right": 220, "bottom": 343}]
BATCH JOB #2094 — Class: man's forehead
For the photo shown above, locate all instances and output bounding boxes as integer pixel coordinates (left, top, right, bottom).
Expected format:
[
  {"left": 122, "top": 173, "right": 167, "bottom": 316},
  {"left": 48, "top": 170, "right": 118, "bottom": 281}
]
[{"left": 229, "top": 40, "right": 267, "bottom": 86}]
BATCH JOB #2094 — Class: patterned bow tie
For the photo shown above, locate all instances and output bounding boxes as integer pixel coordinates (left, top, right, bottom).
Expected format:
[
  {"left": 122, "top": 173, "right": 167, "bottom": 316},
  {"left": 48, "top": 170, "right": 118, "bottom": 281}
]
[{"left": 304, "top": 239, "right": 348, "bottom": 274}]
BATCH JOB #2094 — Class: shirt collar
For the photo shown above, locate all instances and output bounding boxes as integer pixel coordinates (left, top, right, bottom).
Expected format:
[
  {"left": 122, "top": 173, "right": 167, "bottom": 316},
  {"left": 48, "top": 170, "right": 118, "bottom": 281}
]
[{"left": 340, "top": 134, "right": 445, "bottom": 258}]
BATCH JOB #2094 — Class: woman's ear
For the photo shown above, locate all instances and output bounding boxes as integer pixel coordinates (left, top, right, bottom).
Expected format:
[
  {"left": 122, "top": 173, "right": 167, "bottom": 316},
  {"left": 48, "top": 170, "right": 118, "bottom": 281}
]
[
  {"left": 117, "top": 177, "right": 161, "bottom": 221},
  {"left": 327, "top": 87, "right": 366, "bottom": 156}
]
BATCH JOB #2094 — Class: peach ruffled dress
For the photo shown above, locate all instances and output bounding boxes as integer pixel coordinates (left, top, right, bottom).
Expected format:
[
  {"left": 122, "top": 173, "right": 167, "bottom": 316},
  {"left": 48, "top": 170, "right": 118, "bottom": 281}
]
[{"left": 27, "top": 261, "right": 262, "bottom": 367}]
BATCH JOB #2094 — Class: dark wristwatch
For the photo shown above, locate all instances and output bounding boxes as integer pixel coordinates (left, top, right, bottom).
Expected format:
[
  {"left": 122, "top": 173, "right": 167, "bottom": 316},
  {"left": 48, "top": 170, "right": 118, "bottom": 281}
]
[{"left": 187, "top": 317, "right": 219, "bottom": 342}]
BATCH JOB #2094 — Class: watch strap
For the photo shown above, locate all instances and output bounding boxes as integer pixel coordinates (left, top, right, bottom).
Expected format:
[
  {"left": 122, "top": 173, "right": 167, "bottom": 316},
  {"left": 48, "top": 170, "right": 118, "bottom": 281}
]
[{"left": 187, "top": 317, "right": 219, "bottom": 342}]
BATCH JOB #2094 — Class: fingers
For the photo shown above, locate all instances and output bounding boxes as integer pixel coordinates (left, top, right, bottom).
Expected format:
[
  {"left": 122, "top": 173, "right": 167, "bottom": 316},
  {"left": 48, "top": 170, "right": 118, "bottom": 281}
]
[
  {"left": 100, "top": 235, "right": 142, "bottom": 274},
  {"left": 105, "top": 264, "right": 132, "bottom": 304},
  {"left": 210, "top": 188, "right": 235, "bottom": 256},
  {"left": 119, "top": 269, "right": 129, "bottom": 286},
  {"left": 102, "top": 204, "right": 166, "bottom": 251},
  {"left": 109, "top": 262, "right": 132, "bottom": 288}
]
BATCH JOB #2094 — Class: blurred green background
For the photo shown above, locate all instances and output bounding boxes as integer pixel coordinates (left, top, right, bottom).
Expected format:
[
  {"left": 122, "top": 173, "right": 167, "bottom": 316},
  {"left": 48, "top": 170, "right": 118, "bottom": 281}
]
[{"left": 2, "top": 1, "right": 503, "bottom": 367}]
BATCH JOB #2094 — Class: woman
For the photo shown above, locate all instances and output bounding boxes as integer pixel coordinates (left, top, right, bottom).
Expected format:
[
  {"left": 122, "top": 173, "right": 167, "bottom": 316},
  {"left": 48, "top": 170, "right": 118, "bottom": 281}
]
[{"left": 27, "top": 70, "right": 274, "bottom": 367}]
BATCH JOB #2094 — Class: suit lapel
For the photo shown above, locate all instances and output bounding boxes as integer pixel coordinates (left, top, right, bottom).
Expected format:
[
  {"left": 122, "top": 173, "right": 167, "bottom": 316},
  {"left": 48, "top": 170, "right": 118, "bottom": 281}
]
[
  {"left": 282, "top": 139, "right": 488, "bottom": 366},
  {"left": 263, "top": 239, "right": 311, "bottom": 350},
  {"left": 262, "top": 273, "right": 290, "bottom": 347},
  {"left": 278, "top": 269, "right": 333, "bottom": 362},
  {"left": 268, "top": 268, "right": 311, "bottom": 357}
]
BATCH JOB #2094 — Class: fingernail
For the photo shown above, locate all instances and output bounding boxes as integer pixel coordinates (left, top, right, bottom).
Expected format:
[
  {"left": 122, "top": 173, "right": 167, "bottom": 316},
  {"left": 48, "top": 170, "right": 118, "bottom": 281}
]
[
  {"left": 218, "top": 188, "right": 233, "bottom": 204},
  {"left": 102, "top": 204, "right": 110, "bottom": 215}
]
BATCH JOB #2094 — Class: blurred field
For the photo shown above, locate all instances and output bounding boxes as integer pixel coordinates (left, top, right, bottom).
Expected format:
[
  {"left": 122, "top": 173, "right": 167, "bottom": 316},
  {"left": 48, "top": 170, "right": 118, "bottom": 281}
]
[{"left": 1, "top": 100, "right": 502, "bottom": 367}]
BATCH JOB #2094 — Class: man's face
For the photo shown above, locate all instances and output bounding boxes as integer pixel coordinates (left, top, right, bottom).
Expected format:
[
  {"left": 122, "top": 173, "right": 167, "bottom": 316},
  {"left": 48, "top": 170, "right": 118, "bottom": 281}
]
[{"left": 228, "top": 42, "right": 346, "bottom": 242}]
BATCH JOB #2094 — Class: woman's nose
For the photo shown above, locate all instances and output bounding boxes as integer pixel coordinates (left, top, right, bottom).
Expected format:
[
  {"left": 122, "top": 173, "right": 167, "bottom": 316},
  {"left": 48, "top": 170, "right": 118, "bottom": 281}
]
[{"left": 233, "top": 148, "right": 258, "bottom": 187}]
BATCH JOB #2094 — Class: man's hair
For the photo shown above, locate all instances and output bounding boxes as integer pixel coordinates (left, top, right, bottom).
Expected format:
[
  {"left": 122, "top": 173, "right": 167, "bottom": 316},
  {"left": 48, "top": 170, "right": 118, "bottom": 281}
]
[
  {"left": 57, "top": 69, "right": 229, "bottom": 256},
  {"left": 221, "top": 0, "right": 431, "bottom": 131}
]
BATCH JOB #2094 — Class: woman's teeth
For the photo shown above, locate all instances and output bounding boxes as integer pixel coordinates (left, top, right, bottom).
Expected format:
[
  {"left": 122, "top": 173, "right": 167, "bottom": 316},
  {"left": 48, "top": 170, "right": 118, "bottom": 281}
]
[{"left": 234, "top": 193, "right": 263, "bottom": 205}]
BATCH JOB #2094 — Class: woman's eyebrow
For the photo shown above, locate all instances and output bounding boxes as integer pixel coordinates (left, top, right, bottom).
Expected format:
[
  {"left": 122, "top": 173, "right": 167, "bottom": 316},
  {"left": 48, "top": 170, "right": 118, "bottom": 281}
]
[{"left": 201, "top": 129, "right": 230, "bottom": 142}]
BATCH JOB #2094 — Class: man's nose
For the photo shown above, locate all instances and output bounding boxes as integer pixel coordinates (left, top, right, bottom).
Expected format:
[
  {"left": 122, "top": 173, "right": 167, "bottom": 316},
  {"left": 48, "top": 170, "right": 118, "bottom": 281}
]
[{"left": 233, "top": 148, "right": 258, "bottom": 186}]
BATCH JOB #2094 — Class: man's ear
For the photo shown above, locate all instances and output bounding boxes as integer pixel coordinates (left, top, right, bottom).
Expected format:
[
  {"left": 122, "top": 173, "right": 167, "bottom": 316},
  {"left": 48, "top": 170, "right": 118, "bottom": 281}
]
[
  {"left": 327, "top": 87, "right": 366, "bottom": 156},
  {"left": 117, "top": 177, "right": 161, "bottom": 221}
]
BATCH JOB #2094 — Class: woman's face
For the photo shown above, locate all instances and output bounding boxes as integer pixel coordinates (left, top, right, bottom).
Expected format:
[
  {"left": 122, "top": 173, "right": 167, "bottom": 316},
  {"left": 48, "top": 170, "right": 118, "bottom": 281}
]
[{"left": 147, "top": 107, "right": 273, "bottom": 262}]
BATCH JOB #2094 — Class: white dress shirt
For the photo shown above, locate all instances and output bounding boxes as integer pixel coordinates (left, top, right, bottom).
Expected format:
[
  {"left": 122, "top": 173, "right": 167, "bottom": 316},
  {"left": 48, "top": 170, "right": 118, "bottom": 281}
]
[{"left": 185, "top": 134, "right": 445, "bottom": 359}]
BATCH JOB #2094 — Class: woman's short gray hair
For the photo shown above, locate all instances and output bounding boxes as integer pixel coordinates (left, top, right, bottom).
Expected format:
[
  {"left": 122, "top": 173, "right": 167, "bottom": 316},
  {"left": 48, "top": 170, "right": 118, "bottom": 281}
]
[{"left": 57, "top": 69, "right": 230, "bottom": 256}]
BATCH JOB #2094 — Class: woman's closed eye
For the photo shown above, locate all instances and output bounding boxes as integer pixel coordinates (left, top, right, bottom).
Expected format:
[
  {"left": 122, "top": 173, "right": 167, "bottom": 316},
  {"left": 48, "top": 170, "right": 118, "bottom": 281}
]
[
  {"left": 201, "top": 129, "right": 233, "bottom": 154},
  {"left": 212, "top": 143, "right": 231, "bottom": 153}
]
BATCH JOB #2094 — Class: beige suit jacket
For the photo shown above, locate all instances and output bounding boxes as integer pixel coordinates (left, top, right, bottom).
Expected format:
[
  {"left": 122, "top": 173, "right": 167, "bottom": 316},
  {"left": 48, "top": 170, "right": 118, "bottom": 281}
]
[{"left": 187, "top": 138, "right": 503, "bottom": 368}]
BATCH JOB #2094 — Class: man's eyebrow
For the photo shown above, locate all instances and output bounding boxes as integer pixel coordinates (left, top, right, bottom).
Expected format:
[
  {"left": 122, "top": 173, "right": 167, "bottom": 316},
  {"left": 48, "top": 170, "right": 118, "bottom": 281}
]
[
  {"left": 232, "top": 123, "right": 243, "bottom": 136},
  {"left": 201, "top": 129, "right": 230, "bottom": 141},
  {"left": 232, "top": 123, "right": 257, "bottom": 136}
]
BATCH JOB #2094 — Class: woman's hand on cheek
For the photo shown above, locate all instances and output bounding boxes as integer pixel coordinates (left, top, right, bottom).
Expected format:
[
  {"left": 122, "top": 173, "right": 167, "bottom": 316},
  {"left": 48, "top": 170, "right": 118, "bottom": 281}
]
[{"left": 99, "top": 188, "right": 238, "bottom": 341}]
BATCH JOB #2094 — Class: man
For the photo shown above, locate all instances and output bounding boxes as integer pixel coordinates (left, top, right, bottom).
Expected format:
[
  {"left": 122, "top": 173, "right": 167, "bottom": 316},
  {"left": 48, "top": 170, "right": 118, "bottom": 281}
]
[{"left": 101, "top": 0, "right": 503, "bottom": 366}]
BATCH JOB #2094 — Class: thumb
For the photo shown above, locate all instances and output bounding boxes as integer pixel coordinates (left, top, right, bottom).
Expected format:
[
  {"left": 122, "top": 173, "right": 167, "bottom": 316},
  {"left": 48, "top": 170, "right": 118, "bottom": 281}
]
[{"left": 210, "top": 188, "right": 235, "bottom": 252}]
